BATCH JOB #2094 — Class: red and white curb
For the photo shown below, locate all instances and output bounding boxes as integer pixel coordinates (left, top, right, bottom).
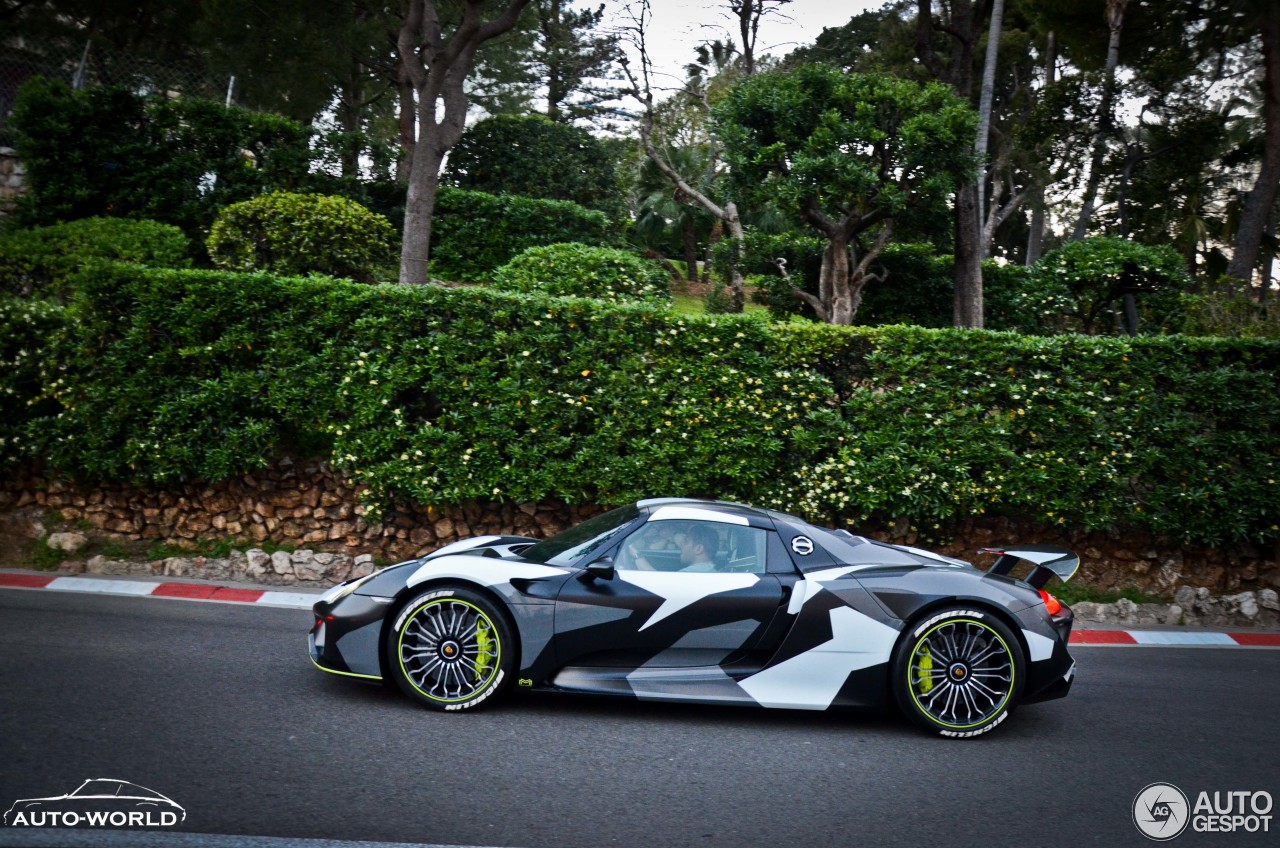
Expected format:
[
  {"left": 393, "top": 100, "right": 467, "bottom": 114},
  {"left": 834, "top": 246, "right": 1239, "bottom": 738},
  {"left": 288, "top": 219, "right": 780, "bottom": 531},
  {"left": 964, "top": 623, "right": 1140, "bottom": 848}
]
[
  {"left": 3, "top": 572, "right": 1280, "bottom": 645},
  {"left": 1068, "top": 628, "right": 1280, "bottom": 647},
  {"left": 0, "top": 572, "right": 318, "bottom": 609}
]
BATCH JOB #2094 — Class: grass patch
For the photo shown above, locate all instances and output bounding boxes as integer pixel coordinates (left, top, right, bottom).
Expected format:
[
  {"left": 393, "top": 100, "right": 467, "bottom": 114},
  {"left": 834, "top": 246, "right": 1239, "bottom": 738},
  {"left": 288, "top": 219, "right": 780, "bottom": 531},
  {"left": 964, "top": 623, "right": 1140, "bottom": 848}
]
[
  {"left": 28, "top": 539, "right": 66, "bottom": 570},
  {"left": 1053, "top": 582, "right": 1164, "bottom": 605},
  {"left": 670, "top": 292, "right": 769, "bottom": 317}
]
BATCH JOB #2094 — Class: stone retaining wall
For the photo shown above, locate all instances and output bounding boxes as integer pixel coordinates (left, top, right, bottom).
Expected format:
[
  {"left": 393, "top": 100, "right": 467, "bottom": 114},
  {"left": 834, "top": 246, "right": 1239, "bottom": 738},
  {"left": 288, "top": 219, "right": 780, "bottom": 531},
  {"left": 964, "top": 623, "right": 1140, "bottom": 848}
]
[
  {"left": 0, "top": 458, "right": 600, "bottom": 564},
  {"left": 3, "top": 457, "right": 1278, "bottom": 598}
]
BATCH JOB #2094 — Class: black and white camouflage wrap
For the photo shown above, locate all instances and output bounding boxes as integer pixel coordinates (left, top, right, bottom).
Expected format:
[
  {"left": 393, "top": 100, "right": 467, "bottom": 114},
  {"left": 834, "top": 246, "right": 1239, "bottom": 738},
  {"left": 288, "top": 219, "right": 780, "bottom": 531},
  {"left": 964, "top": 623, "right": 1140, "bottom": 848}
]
[{"left": 310, "top": 499, "right": 1075, "bottom": 716}]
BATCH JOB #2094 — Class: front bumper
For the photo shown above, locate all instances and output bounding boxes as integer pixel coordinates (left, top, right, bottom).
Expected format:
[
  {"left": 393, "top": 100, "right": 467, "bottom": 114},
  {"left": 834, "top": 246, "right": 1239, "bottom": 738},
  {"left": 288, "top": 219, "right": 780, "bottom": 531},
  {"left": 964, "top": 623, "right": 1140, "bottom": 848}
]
[{"left": 309, "top": 591, "right": 391, "bottom": 680}]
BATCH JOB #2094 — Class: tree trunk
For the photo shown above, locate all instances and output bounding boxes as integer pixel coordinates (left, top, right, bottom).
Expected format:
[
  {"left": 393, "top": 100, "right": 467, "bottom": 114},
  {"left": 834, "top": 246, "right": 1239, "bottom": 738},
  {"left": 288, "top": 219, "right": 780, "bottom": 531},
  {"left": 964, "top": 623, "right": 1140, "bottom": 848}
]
[
  {"left": 702, "top": 220, "right": 722, "bottom": 286},
  {"left": 395, "top": 57, "right": 416, "bottom": 184},
  {"left": 400, "top": 137, "right": 446, "bottom": 285},
  {"left": 822, "top": 238, "right": 855, "bottom": 325},
  {"left": 954, "top": 180, "right": 985, "bottom": 327},
  {"left": 338, "top": 73, "right": 363, "bottom": 179},
  {"left": 1227, "top": 2, "right": 1280, "bottom": 282},
  {"left": 916, "top": 0, "right": 983, "bottom": 326},
  {"left": 974, "top": 0, "right": 1005, "bottom": 241},
  {"left": 681, "top": 215, "right": 699, "bottom": 281},
  {"left": 1072, "top": 0, "right": 1127, "bottom": 241},
  {"left": 1261, "top": 213, "right": 1276, "bottom": 303},
  {"left": 396, "top": 0, "right": 532, "bottom": 283},
  {"left": 1026, "top": 30, "right": 1056, "bottom": 265}
]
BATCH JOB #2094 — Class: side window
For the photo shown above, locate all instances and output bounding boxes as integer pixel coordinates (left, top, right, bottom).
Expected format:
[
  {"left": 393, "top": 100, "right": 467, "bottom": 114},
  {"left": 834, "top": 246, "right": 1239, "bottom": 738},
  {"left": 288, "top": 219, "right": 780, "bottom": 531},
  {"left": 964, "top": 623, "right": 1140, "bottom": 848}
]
[{"left": 615, "top": 520, "right": 768, "bottom": 574}]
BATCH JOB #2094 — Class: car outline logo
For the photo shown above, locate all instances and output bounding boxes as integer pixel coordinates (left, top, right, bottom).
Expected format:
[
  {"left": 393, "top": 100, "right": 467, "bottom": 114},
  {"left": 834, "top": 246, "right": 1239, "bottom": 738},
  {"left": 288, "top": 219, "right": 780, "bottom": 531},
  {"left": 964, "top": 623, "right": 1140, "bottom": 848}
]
[{"left": 4, "top": 779, "right": 186, "bottom": 827}]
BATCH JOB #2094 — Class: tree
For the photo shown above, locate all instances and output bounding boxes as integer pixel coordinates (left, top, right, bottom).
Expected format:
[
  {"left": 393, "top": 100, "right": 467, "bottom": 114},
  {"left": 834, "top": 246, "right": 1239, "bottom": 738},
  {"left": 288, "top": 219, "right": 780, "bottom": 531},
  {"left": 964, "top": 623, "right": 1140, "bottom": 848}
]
[
  {"left": 1227, "top": 0, "right": 1280, "bottom": 282},
  {"left": 620, "top": 0, "right": 750, "bottom": 309},
  {"left": 914, "top": 0, "right": 990, "bottom": 328},
  {"left": 715, "top": 65, "right": 977, "bottom": 325},
  {"left": 442, "top": 113, "right": 621, "bottom": 211},
  {"left": 396, "top": 0, "right": 533, "bottom": 285},
  {"left": 1070, "top": 0, "right": 1128, "bottom": 239},
  {"left": 534, "top": 0, "right": 622, "bottom": 125},
  {"left": 726, "top": 1, "right": 792, "bottom": 77}
]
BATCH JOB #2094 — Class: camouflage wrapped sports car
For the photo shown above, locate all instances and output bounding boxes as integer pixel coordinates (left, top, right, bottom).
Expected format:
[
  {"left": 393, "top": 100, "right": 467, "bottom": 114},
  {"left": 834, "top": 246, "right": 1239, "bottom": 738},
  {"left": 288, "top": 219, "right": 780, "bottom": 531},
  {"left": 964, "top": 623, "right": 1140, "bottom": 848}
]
[{"left": 310, "top": 498, "right": 1077, "bottom": 737}]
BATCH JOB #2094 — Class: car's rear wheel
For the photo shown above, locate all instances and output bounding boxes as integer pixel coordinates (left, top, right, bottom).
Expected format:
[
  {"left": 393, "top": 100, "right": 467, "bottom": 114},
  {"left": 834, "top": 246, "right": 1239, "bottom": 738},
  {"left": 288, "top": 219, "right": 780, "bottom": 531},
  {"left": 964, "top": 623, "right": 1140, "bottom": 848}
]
[
  {"left": 891, "top": 607, "right": 1025, "bottom": 738},
  {"left": 387, "top": 586, "right": 515, "bottom": 711}
]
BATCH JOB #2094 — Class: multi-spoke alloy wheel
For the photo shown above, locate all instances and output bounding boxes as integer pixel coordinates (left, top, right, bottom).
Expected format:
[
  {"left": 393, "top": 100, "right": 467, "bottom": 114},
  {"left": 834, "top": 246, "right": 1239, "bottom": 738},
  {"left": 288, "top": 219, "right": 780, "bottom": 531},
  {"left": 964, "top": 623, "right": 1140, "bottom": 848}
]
[
  {"left": 892, "top": 608, "right": 1025, "bottom": 738},
  {"left": 387, "top": 587, "right": 514, "bottom": 711}
]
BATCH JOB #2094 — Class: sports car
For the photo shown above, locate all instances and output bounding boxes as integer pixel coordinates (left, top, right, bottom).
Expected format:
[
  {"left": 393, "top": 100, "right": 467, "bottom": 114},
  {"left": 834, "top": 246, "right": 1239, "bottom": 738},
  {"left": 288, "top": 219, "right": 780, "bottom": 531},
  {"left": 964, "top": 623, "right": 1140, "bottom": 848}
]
[{"left": 309, "top": 498, "right": 1077, "bottom": 737}]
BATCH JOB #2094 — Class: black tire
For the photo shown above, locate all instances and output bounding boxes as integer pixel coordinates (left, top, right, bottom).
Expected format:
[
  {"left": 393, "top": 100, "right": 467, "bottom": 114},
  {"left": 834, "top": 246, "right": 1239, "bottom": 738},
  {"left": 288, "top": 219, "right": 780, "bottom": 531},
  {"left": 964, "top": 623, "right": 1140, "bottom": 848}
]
[
  {"left": 386, "top": 585, "right": 516, "bottom": 711},
  {"left": 891, "top": 606, "right": 1025, "bottom": 738}
]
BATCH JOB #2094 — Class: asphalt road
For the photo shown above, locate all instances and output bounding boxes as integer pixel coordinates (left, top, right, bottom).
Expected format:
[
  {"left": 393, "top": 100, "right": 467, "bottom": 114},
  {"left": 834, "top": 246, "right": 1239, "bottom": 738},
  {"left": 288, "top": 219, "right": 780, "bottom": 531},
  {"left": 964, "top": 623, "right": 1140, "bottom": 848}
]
[{"left": 1, "top": 590, "right": 1277, "bottom": 848}]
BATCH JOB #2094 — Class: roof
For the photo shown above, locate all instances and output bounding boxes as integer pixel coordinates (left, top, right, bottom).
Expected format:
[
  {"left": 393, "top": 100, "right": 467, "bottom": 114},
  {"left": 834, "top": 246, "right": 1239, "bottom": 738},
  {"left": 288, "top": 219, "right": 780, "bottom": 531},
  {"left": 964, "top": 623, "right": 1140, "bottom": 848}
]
[{"left": 636, "top": 497, "right": 774, "bottom": 521}]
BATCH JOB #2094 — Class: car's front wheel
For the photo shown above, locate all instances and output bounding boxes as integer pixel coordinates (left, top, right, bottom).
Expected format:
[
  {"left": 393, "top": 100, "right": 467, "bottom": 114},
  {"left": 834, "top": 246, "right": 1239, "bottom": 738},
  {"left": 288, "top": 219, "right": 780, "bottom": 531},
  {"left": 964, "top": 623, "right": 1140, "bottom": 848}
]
[
  {"left": 387, "top": 586, "right": 515, "bottom": 711},
  {"left": 891, "top": 607, "right": 1025, "bottom": 738}
]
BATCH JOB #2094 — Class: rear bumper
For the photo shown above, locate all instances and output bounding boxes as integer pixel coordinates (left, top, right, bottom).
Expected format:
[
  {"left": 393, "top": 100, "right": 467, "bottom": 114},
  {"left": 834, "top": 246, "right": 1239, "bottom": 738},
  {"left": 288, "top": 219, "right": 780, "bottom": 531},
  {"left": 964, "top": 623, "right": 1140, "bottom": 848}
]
[
  {"left": 1018, "top": 604, "right": 1076, "bottom": 704},
  {"left": 1025, "top": 659, "right": 1075, "bottom": 704}
]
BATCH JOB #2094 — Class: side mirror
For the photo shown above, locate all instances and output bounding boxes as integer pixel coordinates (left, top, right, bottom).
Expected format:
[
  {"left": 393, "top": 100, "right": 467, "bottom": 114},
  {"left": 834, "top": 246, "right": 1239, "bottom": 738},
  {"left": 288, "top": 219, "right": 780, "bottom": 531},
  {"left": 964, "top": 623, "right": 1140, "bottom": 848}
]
[{"left": 582, "top": 557, "right": 615, "bottom": 581}]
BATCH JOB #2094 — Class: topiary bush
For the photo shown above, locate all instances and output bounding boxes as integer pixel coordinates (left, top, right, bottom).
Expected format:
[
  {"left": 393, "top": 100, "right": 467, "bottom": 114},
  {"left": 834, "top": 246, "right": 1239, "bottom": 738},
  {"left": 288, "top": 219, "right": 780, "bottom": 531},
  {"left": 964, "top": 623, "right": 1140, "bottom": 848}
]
[
  {"left": 491, "top": 243, "right": 672, "bottom": 304},
  {"left": 442, "top": 114, "right": 624, "bottom": 213},
  {"left": 206, "top": 192, "right": 396, "bottom": 283},
  {"left": 430, "top": 188, "right": 615, "bottom": 282},
  {"left": 1007, "top": 237, "right": 1191, "bottom": 335},
  {"left": 0, "top": 217, "right": 190, "bottom": 300}
]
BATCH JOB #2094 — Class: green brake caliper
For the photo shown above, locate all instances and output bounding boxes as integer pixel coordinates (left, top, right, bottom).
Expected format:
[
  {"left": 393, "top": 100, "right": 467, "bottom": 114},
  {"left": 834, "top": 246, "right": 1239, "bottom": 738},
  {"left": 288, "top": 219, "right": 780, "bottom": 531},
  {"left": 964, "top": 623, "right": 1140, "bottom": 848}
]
[
  {"left": 474, "top": 618, "right": 493, "bottom": 682},
  {"left": 916, "top": 644, "right": 934, "bottom": 694}
]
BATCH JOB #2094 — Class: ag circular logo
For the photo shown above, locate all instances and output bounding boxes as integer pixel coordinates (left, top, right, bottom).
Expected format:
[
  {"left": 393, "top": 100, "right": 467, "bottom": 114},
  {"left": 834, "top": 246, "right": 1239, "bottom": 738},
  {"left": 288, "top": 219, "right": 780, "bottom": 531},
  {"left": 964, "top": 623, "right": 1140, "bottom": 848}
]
[
  {"left": 1133, "top": 783, "right": 1190, "bottom": 841},
  {"left": 790, "top": 536, "right": 814, "bottom": 556}
]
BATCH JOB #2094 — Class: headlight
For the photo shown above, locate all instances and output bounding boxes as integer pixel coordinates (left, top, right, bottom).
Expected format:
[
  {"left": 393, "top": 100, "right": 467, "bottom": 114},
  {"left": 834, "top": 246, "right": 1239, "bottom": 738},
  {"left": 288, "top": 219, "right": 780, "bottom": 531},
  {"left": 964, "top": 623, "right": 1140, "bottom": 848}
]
[{"left": 318, "top": 572, "right": 376, "bottom": 604}]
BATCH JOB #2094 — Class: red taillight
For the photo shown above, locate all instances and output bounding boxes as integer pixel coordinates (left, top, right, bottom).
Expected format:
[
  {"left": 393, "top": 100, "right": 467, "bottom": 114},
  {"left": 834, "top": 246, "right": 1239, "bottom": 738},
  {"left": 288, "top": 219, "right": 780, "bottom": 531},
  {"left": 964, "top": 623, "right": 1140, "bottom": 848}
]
[{"left": 1039, "top": 589, "right": 1062, "bottom": 615}]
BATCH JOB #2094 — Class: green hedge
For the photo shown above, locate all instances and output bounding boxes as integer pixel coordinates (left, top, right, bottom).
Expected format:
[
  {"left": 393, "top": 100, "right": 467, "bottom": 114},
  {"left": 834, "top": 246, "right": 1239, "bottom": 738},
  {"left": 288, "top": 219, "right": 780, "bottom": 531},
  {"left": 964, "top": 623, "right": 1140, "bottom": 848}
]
[
  {"left": 0, "top": 217, "right": 190, "bottom": 299},
  {"left": 430, "top": 187, "right": 615, "bottom": 282},
  {"left": 2, "top": 265, "right": 1277, "bottom": 547}
]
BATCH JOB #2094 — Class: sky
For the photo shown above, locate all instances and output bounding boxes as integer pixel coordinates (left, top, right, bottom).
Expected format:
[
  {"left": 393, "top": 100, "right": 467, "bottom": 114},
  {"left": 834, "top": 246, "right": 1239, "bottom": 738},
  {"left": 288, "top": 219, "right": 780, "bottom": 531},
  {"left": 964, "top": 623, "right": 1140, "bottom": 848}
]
[{"left": 605, "top": 0, "right": 879, "bottom": 94}]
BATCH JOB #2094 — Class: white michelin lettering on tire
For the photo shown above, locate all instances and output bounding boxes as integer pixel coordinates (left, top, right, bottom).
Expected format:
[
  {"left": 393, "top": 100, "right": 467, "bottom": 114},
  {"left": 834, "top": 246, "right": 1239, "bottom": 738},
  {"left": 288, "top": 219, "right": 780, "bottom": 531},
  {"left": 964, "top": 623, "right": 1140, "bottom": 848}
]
[
  {"left": 394, "top": 589, "right": 455, "bottom": 632},
  {"left": 939, "top": 710, "right": 1008, "bottom": 738},
  {"left": 445, "top": 670, "right": 505, "bottom": 711},
  {"left": 913, "top": 609, "right": 985, "bottom": 638}
]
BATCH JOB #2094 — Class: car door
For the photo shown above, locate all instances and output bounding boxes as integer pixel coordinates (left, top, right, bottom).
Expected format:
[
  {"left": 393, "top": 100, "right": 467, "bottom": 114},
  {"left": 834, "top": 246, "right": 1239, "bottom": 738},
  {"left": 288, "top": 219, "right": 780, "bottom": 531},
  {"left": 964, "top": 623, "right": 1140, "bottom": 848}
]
[{"left": 552, "top": 515, "right": 785, "bottom": 674}]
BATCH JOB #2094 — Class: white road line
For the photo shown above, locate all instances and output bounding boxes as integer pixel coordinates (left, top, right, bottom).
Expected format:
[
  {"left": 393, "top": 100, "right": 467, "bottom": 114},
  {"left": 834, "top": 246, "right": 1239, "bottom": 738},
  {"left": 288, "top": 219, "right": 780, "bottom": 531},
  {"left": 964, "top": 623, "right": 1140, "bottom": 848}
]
[
  {"left": 257, "top": 591, "right": 319, "bottom": 608},
  {"left": 1128, "top": 630, "right": 1238, "bottom": 646},
  {"left": 0, "top": 829, "right": 517, "bottom": 848},
  {"left": 45, "top": 577, "right": 160, "bottom": 596}
]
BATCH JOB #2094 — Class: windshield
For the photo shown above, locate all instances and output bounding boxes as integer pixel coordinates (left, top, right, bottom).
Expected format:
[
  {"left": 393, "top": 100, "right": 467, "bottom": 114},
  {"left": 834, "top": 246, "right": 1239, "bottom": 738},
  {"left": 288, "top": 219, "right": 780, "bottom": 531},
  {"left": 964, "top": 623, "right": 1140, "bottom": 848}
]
[{"left": 522, "top": 504, "right": 641, "bottom": 567}]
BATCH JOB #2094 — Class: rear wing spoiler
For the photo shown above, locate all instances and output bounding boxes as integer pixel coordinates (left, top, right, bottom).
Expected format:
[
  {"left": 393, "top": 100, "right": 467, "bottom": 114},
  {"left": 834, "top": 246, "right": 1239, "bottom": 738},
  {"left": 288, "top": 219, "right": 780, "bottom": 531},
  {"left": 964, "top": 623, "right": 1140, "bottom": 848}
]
[{"left": 979, "top": 545, "right": 1079, "bottom": 590}]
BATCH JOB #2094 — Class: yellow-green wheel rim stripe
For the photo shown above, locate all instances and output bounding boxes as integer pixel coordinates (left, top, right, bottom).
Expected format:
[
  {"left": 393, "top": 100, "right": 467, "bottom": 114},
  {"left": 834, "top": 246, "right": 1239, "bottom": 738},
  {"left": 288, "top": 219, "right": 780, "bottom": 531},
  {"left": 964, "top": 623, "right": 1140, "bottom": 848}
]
[
  {"left": 907, "top": 619, "right": 1014, "bottom": 730},
  {"left": 397, "top": 597, "right": 502, "bottom": 703}
]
